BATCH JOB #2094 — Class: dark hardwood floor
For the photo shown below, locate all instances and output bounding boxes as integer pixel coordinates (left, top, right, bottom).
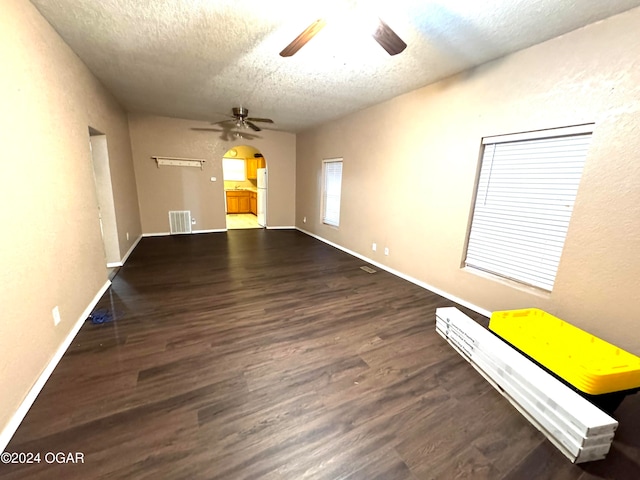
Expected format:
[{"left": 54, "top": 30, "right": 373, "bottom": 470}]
[{"left": 2, "top": 230, "right": 639, "bottom": 479}]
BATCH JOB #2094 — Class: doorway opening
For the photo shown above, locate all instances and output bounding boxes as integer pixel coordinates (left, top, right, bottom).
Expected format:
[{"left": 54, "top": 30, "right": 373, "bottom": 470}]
[
  {"left": 88, "top": 127, "right": 120, "bottom": 272},
  {"left": 222, "top": 145, "right": 267, "bottom": 230}
]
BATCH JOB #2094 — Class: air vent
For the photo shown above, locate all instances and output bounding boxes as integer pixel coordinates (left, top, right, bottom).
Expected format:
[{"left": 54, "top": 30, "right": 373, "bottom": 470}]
[
  {"left": 168, "top": 211, "right": 192, "bottom": 234},
  {"left": 360, "top": 266, "right": 376, "bottom": 274}
]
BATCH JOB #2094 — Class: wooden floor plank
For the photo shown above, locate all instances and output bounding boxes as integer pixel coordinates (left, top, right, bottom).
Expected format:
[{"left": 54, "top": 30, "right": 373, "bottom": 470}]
[{"left": 2, "top": 230, "right": 639, "bottom": 479}]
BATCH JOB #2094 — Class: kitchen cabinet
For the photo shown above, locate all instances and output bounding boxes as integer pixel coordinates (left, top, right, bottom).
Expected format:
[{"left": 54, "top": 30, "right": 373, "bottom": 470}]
[
  {"left": 226, "top": 196, "right": 239, "bottom": 213},
  {"left": 226, "top": 190, "right": 252, "bottom": 213},
  {"left": 250, "top": 191, "right": 257, "bottom": 215},
  {"left": 238, "top": 195, "right": 250, "bottom": 213},
  {"left": 246, "top": 158, "right": 257, "bottom": 179}
]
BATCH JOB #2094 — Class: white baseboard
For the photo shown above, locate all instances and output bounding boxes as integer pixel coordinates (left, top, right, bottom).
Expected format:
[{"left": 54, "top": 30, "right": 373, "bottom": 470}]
[
  {"left": 107, "top": 234, "right": 142, "bottom": 267},
  {"left": 0, "top": 280, "right": 112, "bottom": 453},
  {"left": 120, "top": 234, "right": 142, "bottom": 265},
  {"left": 266, "top": 226, "right": 295, "bottom": 230},
  {"left": 143, "top": 230, "right": 227, "bottom": 237},
  {"left": 296, "top": 227, "right": 491, "bottom": 318}
]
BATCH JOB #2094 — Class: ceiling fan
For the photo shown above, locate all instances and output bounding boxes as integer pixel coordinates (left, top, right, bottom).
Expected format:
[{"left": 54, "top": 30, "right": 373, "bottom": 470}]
[
  {"left": 220, "top": 107, "right": 274, "bottom": 132},
  {"left": 190, "top": 107, "right": 273, "bottom": 140},
  {"left": 279, "top": 17, "right": 407, "bottom": 57}
]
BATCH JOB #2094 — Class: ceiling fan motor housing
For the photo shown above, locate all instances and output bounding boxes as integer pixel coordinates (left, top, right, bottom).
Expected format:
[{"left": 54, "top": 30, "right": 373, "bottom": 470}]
[
  {"left": 232, "top": 107, "right": 249, "bottom": 119},
  {"left": 226, "top": 106, "right": 273, "bottom": 131}
]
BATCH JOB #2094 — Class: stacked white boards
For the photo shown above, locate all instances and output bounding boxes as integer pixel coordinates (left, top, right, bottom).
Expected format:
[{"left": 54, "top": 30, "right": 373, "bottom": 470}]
[{"left": 435, "top": 307, "right": 618, "bottom": 463}]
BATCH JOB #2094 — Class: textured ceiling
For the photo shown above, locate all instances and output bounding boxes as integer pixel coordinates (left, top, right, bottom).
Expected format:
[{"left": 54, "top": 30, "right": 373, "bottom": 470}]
[{"left": 30, "top": 0, "right": 640, "bottom": 132}]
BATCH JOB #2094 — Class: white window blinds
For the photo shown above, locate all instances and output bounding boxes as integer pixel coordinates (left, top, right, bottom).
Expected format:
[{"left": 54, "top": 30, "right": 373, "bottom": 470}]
[
  {"left": 322, "top": 159, "right": 343, "bottom": 227},
  {"left": 465, "top": 125, "right": 593, "bottom": 291}
]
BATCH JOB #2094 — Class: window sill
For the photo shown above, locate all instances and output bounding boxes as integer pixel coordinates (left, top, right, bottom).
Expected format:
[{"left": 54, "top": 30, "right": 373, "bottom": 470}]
[{"left": 462, "top": 266, "right": 553, "bottom": 298}]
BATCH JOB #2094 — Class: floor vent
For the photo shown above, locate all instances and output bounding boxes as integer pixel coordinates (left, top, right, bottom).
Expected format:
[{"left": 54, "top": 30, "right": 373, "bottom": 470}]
[
  {"left": 360, "top": 266, "right": 376, "bottom": 274},
  {"left": 169, "top": 211, "right": 192, "bottom": 234}
]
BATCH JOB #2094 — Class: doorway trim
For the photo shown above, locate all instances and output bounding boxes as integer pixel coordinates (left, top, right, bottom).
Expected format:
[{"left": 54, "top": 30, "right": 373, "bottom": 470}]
[
  {"left": 88, "top": 127, "right": 120, "bottom": 266},
  {"left": 221, "top": 145, "right": 267, "bottom": 230}
]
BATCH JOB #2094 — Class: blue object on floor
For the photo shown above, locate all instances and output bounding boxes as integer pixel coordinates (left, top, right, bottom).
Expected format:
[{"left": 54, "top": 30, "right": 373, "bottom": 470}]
[{"left": 89, "top": 309, "right": 114, "bottom": 324}]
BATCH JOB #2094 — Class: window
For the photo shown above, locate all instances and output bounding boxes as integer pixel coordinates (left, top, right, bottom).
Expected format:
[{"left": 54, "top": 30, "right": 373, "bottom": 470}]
[
  {"left": 322, "top": 159, "right": 343, "bottom": 227},
  {"left": 465, "top": 124, "right": 593, "bottom": 291},
  {"left": 222, "top": 158, "right": 246, "bottom": 181}
]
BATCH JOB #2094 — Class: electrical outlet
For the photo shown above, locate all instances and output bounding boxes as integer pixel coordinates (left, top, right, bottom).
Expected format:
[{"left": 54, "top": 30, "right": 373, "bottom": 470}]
[
  {"left": 191, "top": 218, "right": 196, "bottom": 224},
  {"left": 303, "top": 216, "right": 307, "bottom": 223},
  {"left": 52, "top": 306, "right": 61, "bottom": 326},
  {"left": 126, "top": 232, "right": 129, "bottom": 241},
  {"left": 372, "top": 243, "right": 377, "bottom": 252},
  {"left": 384, "top": 247, "right": 389, "bottom": 256}
]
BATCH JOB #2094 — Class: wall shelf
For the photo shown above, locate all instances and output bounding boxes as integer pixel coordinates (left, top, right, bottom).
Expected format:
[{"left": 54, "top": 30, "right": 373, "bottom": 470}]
[{"left": 152, "top": 156, "right": 206, "bottom": 169}]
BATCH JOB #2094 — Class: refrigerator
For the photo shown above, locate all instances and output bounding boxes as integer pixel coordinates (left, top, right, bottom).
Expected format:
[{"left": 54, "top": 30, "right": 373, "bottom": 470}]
[{"left": 257, "top": 168, "right": 267, "bottom": 227}]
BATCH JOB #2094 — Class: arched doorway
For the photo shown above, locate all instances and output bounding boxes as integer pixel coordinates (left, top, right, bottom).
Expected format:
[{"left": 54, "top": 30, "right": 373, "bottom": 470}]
[{"left": 222, "top": 145, "right": 267, "bottom": 229}]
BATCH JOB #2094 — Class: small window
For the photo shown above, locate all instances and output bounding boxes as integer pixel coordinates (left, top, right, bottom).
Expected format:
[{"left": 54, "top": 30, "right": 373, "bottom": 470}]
[
  {"left": 222, "top": 158, "right": 246, "bottom": 181},
  {"left": 465, "top": 124, "right": 593, "bottom": 291},
  {"left": 322, "top": 159, "right": 343, "bottom": 227}
]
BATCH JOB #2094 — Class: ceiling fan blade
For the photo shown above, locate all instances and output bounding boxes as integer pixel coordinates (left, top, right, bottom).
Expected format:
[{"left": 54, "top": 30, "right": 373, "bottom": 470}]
[
  {"left": 211, "top": 119, "right": 235, "bottom": 127},
  {"left": 192, "top": 127, "right": 231, "bottom": 141},
  {"left": 246, "top": 121, "right": 262, "bottom": 132},
  {"left": 246, "top": 117, "right": 274, "bottom": 123},
  {"left": 191, "top": 127, "right": 223, "bottom": 132},
  {"left": 280, "top": 18, "right": 327, "bottom": 57},
  {"left": 372, "top": 18, "right": 407, "bottom": 56}
]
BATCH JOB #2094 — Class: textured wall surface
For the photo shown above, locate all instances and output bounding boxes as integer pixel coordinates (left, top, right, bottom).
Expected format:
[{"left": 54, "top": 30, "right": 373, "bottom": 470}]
[
  {"left": 128, "top": 114, "right": 296, "bottom": 233},
  {"left": 296, "top": 7, "right": 640, "bottom": 353},
  {"left": 0, "top": 0, "right": 141, "bottom": 442}
]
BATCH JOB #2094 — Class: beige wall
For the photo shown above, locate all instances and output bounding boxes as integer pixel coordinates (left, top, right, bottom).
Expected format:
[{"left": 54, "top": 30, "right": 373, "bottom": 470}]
[
  {"left": 128, "top": 114, "right": 296, "bottom": 233},
  {"left": 296, "top": 8, "right": 640, "bottom": 353},
  {"left": 0, "top": 0, "right": 141, "bottom": 441}
]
